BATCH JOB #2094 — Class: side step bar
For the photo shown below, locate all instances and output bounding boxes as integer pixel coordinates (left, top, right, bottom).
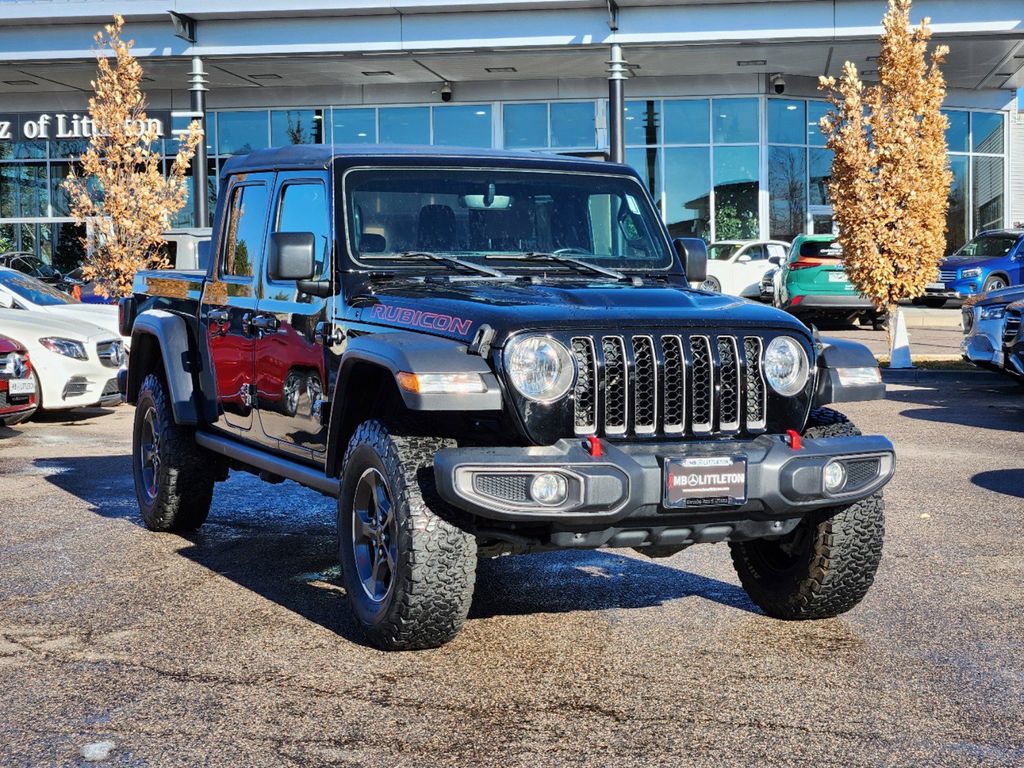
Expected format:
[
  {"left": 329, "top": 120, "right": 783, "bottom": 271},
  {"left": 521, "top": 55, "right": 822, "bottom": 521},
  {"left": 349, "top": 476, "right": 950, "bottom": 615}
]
[{"left": 195, "top": 431, "right": 340, "bottom": 497}]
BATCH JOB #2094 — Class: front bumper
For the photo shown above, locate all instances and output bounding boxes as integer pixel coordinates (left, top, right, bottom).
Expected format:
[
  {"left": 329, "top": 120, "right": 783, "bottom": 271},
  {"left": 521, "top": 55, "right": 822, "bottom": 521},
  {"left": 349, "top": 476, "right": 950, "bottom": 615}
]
[
  {"left": 961, "top": 323, "right": 1004, "bottom": 367},
  {"left": 787, "top": 294, "right": 876, "bottom": 311},
  {"left": 435, "top": 434, "right": 895, "bottom": 528}
]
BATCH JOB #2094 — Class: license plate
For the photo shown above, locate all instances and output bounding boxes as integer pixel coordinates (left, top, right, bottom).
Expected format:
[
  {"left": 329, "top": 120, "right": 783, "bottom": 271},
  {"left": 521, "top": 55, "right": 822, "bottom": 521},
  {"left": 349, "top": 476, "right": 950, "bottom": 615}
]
[
  {"left": 926, "top": 282, "right": 945, "bottom": 290},
  {"left": 7, "top": 379, "right": 35, "bottom": 396},
  {"left": 664, "top": 456, "right": 747, "bottom": 509},
  {"left": 828, "top": 272, "right": 848, "bottom": 283}
]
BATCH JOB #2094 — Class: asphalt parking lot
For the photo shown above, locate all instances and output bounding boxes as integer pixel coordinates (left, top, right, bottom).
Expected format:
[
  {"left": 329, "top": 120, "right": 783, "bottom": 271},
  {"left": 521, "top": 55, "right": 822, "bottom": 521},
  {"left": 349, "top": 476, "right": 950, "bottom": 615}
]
[{"left": 1, "top": 369, "right": 1022, "bottom": 767}]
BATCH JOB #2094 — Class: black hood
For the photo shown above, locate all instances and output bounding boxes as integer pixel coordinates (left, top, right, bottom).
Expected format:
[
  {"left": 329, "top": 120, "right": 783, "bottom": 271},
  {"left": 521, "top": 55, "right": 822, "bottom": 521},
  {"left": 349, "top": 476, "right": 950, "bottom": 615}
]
[{"left": 353, "top": 277, "right": 810, "bottom": 345}]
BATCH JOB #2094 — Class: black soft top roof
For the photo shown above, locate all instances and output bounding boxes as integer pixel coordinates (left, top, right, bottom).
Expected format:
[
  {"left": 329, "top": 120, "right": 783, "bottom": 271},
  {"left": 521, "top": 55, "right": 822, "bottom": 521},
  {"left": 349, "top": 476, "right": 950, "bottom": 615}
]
[{"left": 220, "top": 144, "right": 632, "bottom": 179}]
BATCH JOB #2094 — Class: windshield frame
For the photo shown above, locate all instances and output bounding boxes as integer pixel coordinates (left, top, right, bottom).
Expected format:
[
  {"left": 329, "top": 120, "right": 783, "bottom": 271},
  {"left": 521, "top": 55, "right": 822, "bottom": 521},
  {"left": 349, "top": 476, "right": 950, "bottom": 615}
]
[
  {"left": 339, "top": 164, "right": 675, "bottom": 275},
  {"left": 953, "top": 233, "right": 1021, "bottom": 260}
]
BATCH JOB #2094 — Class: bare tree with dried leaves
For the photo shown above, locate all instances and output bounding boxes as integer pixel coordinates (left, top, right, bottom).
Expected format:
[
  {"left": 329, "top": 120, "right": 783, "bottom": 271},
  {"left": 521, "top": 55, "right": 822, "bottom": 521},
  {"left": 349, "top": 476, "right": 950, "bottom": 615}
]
[
  {"left": 818, "top": 0, "right": 951, "bottom": 354},
  {"left": 64, "top": 15, "right": 203, "bottom": 299}
]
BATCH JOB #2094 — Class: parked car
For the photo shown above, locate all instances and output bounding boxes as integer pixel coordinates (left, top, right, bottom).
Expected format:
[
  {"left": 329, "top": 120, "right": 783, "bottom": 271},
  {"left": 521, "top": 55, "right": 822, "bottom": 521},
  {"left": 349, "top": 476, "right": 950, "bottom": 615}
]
[
  {"left": 0, "top": 267, "right": 126, "bottom": 346},
  {"left": 0, "top": 308, "right": 124, "bottom": 411},
  {"left": 960, "top": 285, "right": 1024, "bottom": 376},
  {"left": 120, "top": 145, "right": 893, "bottom": 651},
  {"left": 760, "top": 267, "right": 779, "bottom": 302},
  {"left": 0, "top": 334, "right": 37, "bottom": 426},
  {"left": 923, "top": 229, "right": 1024, "bottom": 307},
  {"left": 0, "top": 251, "right": 79, "bottom": 293},
  {"left": 700, "top": 239, "right": 790, "bottom": 297},
  {"left": 775, "top": 234, "right": 885, "bottom": 329}
]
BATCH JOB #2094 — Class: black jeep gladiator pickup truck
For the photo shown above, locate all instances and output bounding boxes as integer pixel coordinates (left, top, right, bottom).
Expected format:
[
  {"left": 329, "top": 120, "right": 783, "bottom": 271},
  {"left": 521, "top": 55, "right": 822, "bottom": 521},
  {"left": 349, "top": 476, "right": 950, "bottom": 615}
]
[{"left": 119, "top": 145, "right": 894, "bottom": 650}]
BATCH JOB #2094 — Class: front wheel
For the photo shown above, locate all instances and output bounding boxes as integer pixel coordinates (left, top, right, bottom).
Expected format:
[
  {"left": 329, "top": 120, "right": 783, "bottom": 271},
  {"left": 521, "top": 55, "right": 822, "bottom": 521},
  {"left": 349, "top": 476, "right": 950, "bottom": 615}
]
[
  {"left": 729, "top": 408, "right": 885, "bottom": 619},
  {"left": 983, "top": 275, "right": 1007, "bottom": 293},
  {"left": 132, "top": 373, "right": 215, "bottom": 532},
  {"left": 337, "top": 420, "right": 477, "bottom": 650}
]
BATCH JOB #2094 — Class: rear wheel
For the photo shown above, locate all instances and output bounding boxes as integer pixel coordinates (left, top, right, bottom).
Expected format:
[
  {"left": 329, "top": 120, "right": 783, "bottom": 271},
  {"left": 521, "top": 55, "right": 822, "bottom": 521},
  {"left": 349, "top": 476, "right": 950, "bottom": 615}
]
[
  {"left": 337, "top": 420, "right": 476, "bottom": 650},
  {"left": 729, "top": 408, "right": 885, "bottom": 619},
  {"left": 701, "top": 276, "right": 722, "bottom": 293},
  {"left": 132, "top": 372, "right": 215, "bottom": 532}
]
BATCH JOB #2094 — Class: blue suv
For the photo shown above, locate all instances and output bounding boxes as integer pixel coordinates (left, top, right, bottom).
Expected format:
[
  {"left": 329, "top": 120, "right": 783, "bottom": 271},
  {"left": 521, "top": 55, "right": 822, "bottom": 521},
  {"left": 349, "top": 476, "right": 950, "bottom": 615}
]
[{"left": 922, "top": 229, "right": 1024, "bottom": 307}]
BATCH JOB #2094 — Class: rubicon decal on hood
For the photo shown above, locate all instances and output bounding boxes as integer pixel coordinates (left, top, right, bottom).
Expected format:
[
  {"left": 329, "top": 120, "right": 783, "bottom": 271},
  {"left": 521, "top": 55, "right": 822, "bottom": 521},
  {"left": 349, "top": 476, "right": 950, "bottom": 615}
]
[{"left": 370, "top": 303, "right": 473, "bottom": 336}]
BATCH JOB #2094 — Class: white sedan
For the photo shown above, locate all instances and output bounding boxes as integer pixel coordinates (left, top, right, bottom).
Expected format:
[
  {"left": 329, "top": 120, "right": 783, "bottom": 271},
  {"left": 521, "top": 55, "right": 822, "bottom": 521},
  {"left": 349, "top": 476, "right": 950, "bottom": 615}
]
[
  {"left": 0, "top": 307, "right": 125, "bottom": 411},
  {"left": 700, "top": 240, "right": 790, "bottom": 298},
  {"left": 0, "top": 267, "right": 126, "bottom": 346}
]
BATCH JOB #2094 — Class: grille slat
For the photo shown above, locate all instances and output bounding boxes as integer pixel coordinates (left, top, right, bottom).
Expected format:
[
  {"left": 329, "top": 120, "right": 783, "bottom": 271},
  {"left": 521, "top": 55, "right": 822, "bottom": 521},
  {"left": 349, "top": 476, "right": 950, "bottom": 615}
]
[
  {"left": 1003, "top": 312, "right": 1021, "bottom": 345},
  {"left": 938, "top": 269, "right": 957, "bottom": 282},
  {"left": 572, "top": 332, "right": 771, "bottom": 440}
]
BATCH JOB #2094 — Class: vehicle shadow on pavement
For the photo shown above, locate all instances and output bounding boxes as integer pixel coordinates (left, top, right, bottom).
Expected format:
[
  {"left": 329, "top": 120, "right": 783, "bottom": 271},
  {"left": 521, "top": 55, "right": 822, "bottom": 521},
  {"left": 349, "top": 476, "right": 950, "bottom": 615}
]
[
  {"left": 971, "top": 469, "right": 1024, "bottom": 499},
  {"left": 30, "top": 407, "right": 119, "bottom": 424},
  {"left": 886, "top": 376, "right": 1024, "bottom": 433},
  {"left": 470, "top": 550, "right": 759, "bottom": 617},
  {"left": 36, "top": 454, "right": 760, "bottom": 645}
]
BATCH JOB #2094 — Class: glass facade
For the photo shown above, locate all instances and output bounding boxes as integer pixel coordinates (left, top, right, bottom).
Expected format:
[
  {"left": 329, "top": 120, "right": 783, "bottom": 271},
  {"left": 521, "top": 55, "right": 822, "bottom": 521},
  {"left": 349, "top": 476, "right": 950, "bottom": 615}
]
[{"left": 0, "top": 96, "right": 1008, "bottom": 268}]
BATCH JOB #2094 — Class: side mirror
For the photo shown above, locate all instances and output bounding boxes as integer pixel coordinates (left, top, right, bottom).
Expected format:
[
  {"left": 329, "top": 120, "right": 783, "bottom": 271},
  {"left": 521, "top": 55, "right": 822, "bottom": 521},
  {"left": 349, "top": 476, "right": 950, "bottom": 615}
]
[
  {"left": 769, "top": 256, "right": 783, "bottom": 266},
  {"left": 269, "top": 231, "right": 316, "bottom": 281},
  {"left": 673, "top": 237, "right": 707, "bottom": 284},
  {"left": 736, "top": 253, "right": 751, "bottom": 263},
  {"left": 0, "top": 292, "right": 13, "bottom": 309}
]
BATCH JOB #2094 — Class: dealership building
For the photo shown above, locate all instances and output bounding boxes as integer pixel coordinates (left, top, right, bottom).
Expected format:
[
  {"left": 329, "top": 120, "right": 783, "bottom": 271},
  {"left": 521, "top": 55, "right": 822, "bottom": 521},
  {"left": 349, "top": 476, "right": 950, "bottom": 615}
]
[{"left": 0, "top": 0, "right": 1021, "bottom": 270}]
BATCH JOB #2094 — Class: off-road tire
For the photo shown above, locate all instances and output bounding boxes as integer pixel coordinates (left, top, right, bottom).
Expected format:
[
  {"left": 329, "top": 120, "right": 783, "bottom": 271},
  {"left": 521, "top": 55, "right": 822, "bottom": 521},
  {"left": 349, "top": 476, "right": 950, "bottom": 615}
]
[
  {"left": 132, "top": 372, "right": 215, "bottom": 532},
  {"left": 337, "top": 420, "right": 477, "bottom": 650},
  {"left": 729, "top": 407, "right": 884, "bottom": 619}
]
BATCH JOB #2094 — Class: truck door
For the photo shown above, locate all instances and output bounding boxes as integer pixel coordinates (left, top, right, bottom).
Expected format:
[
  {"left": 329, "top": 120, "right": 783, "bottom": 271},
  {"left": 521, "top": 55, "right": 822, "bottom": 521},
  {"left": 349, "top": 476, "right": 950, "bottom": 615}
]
[
  {"left": 202, "top": 174, "right": 272, "bottom": 433},
  {"left": 254, "top": 172, "right": 334, "bottom": 457}
]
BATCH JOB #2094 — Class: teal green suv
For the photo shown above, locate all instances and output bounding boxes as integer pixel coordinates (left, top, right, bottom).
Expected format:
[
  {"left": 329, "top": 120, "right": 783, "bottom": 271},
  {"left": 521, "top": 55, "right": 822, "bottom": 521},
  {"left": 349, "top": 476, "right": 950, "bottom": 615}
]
[{"left": 775, "top": 234, "right": 885, "bottom": 330}]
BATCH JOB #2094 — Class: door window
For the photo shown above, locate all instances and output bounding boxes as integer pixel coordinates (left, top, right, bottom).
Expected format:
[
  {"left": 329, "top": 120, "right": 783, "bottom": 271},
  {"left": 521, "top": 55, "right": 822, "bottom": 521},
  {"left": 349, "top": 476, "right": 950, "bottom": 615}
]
[
  {"left": 221, "top": 184, "right": 269, "bottom": 279},
  {"left": 744, "top": 244, "right": 767, "bottom": 261},
  {"left": 274, "top": 182, "right": 330, "bottom": 278},
  {"left": 767, "top": 244, "right": 787, "bottom": 261}
]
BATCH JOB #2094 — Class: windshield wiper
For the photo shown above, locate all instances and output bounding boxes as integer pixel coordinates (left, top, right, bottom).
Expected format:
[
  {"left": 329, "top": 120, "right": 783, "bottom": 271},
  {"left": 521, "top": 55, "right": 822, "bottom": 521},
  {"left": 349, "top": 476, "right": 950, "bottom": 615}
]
[
  {"left": 362, "top": 250, "right": 507, "bottom": 279},
  {"left": 485, "top": 251, "right": 629, "bottom": 282}
]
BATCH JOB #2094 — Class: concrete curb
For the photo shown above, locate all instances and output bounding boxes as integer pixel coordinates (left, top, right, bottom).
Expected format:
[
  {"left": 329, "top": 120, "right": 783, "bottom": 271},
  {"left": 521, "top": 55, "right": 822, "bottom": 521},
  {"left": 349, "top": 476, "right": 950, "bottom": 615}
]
[
  {"left": 882, "top": 368, "right": 1010, "bottom": 385},
  {"left": 901, "top": 309, "right": 962, "bottom": 330}
]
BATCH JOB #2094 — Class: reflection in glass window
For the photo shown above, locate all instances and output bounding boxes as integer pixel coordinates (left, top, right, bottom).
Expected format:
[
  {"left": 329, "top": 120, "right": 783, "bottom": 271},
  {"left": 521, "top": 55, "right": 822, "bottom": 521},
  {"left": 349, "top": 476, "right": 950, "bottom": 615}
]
[
  {"left": 550, "top": 102, "right": 596, "bottom": 148},
  {"left": 943, "top": 110, "right": 968, "bottom": 153},
  {"left": 768, "top": 100, "right": 805, "bottom": 144},
  {"left": 768, "top": 146, "right": 806, "bottom": 242},
  {"left": 0, "top": 140, "right": 47, "bottom": 161},
  {"left": 664, "top": 146, "right": 710, "bottom": 239},
  {"left": 221, "top": 184, "right": 268, "bottom": 279},
  {"left": 626, "top": 147, "right": 661, "bottom": 210},
  {"left": 164, "top": 113, "right": 214, "bottom": 157},
  {"left": 275, "top": 182, "right": 330, "bottom": 278},
  {"left": 972, "top": 112, "right": 1003, "bottom": 154},
  {"left": 807, "top": 101, "right": 829, "bottom": 147},
  {"left": 379, "top": 107, "right": 429, "bottom": 145},
  {"left": 433, "top": 105, "right": 492, "bottom": 147},
  {"left": 946, "top": 155, "right": 968, "bottom": 253},
  {"left": 503, "top": 103, "right": 547, "bottom": 148},
  {"left": 333, "top": 108, "right": 376, "bottom": 144},
  {"left": 712, "top": 98, "right": 758, "bottom": 144},
  {"left": 713, "top": 146, "right": 759, "bottom": 239},
  {"left": 171, "top": 160, "right": 218, "bottom": 229},
  {"left": 271, "top": 110, "right": 323, "bottom": 146},
  {"left": 972, "top": 156, "right": 1003, "bottom": 233},
  {"left": 217, "top": 111, "right": 269, "bottom": 155},
  {"left": 663, "top": 99, "right": 709, "bottom": 145},
  {"left": 0, "top": 163, "right": 48, "bottom": 218},
  {"left": 809, "top": 148, "right": 833, "bottom": 206},
  {"left": 624, "top": 100, "right": 661, "bottom": 146}
]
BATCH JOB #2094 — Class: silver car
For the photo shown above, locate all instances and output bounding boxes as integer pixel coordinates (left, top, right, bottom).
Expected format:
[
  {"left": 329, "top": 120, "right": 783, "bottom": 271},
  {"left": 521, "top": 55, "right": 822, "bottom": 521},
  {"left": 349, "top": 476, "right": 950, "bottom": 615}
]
[{"left": 961, "top": 285, "right": 1024, "bottom": 373}]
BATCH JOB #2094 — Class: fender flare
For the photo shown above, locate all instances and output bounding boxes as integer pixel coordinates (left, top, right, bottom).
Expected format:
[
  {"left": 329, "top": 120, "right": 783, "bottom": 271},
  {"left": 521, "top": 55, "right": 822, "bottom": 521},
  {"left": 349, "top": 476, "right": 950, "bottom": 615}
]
[
  {"left": 325, "top": 331, "right": 502, "bottom": 477},
  {"left": 127, "top": 310, "right": 201, "bottom": 424},
  {"left": 812, "top": 336, "right": 885, "bottom": 406}
]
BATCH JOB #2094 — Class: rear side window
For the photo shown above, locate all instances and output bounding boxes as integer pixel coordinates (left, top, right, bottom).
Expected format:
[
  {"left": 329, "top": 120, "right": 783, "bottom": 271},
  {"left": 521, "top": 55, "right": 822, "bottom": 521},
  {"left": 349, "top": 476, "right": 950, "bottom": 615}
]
[
  {"left": 221, "top": 184, "right": 269, "bottom": 279},
  {"left": 158, "top": 241, "right": 178, "bottom": 268},
  {"left": 798, "top": 240, "right": 842, "bottom": 259},
  {"left": 274, "top": 182, "right": 330, "bottom": 279}
]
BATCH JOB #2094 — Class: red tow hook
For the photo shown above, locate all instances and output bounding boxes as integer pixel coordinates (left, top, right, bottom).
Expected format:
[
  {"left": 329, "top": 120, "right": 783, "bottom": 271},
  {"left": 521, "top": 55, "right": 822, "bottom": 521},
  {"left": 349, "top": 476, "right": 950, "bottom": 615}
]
[
  {"left": 785, "top": 429, "right": 803, "bottom": 450},
  {"left": 585, "top": 435, "right": 604, "bottom": 457}
]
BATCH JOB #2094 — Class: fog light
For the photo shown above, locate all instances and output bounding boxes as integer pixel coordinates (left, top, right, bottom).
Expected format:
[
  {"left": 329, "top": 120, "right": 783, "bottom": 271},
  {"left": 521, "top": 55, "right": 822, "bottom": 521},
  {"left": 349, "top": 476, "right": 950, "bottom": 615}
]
[
  {"left": 823, "top": 461, "right": 847, "bottom": 493},
  {"left": 530, "top": 473, "right": 568, "bottom": 505}
]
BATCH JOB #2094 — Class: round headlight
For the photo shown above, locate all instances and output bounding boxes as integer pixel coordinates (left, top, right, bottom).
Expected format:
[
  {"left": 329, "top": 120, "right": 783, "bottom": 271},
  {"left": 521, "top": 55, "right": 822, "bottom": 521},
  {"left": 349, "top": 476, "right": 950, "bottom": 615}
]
[
  {"left": 504, "top": 336, "right": 575, "bottom": 402},
  {"left": 764, "top": 336, "right": 809, "bottom": 397}
]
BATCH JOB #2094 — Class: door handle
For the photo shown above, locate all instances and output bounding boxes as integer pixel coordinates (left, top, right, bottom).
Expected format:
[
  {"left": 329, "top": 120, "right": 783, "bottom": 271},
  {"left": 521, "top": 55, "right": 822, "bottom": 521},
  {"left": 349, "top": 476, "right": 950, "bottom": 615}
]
[
  {"left": 250, "top": 314, "right": 279, "bottom": 333},
  {"left": 208, "top": 308, "right": 230, "bottom": 323}
]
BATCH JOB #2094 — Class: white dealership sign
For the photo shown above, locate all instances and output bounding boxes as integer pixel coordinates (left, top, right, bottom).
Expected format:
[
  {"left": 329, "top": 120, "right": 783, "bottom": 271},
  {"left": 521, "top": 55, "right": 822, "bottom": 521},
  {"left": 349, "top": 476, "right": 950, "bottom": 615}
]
[{"left": 0, "top": 111, "right": 170, "bottom": 141}]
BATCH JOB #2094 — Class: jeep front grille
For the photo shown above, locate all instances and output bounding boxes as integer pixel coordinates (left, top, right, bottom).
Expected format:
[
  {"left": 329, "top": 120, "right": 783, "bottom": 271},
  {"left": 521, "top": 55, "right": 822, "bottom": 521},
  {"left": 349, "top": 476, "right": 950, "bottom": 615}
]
[{"left": 570, "top": 333, "right": 768, "bottom": 439}]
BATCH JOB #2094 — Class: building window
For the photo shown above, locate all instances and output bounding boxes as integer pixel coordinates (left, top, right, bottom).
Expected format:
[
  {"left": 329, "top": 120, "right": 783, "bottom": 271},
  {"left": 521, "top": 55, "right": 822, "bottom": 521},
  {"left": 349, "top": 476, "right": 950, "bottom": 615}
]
[
  {"left": 433, "top": 105, "right": 491, "bottom": 147},
  {"left": 333, "top": 108, "right": 376, "bottom": 144},
  {"left": 271, "top": 109, "right": 323, "bottom": 146},
  {"left": 944, "top": 109, "right": 1006, "bottom": 249},
  {"left": 768, "top": 145, "right": 806, "bottom": 244},
  {"left": 217, "top": 111, "right": 269, "bottom": 156},
  {"left": 713, "top": 98, "right": 758, "bottom": 144},
  {"left": 503, "top": 103, "right": 548, "bottom": 149},
  {"left": 664, "top": 146, "right": 710, "bottom": 239},
  {"left": 550, "top": 102, "right": 596, "bottom": 148},
  {"left": 379, "top": 107, "right": 429, "bottom": 145}
]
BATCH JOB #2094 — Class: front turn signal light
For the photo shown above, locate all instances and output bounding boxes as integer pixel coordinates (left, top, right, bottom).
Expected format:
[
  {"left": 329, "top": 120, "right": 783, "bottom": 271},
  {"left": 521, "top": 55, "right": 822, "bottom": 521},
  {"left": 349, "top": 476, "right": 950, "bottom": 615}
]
[{"left": 396, "top": 372, "right": 487, "bottom": 395}]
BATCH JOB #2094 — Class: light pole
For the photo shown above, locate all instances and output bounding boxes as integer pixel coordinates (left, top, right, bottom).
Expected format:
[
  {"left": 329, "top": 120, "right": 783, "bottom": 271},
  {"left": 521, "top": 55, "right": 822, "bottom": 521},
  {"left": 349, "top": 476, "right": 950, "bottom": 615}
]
[
  {"left": 189, "top": 56, "right": 209, "bottom": 228},
  {"left": 606, "top": 1, "right": 627, "bottom": 164}
]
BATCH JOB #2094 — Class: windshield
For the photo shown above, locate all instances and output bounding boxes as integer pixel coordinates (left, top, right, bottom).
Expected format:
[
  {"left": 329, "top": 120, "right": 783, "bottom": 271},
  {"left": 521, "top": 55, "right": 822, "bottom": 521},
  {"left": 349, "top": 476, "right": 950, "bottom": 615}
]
[
  {"left": 707, "top": 243, "right": 741, "bottom": 261},
  {"left": 0, "top": 270, "right": 78, "bottom": 306},
  {"left": 954, "top": 234, "right": 1019, "bottom": 260},
  {"left": 345, "top": 168, "right": 673, "bottom": 272}
]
